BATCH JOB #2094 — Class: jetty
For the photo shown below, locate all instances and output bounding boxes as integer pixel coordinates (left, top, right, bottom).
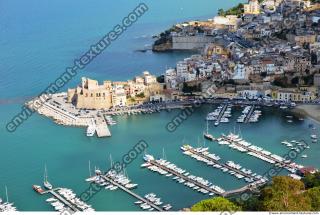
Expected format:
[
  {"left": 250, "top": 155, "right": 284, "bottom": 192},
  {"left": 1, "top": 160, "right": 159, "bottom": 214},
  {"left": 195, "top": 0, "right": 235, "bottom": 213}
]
[
  {"left": 27, "top": 93, "right": 111, "bottom": 137},
  {"left": 98, "top": 174, "right": 163, "bottom": 211},
  {"left": 244, "top": 105, "right": 255, "bottom": 123},
  {"left": 48, "top": 189, "right": 78, "bottom": 212},
  {"left": 214, "top": 133, "right": 305, "bottom": 172},
  {"left": 35, "top": 186, "right": 94, "bottom": 212},
  {"left": 181, "top": 145, "right": 262, "bottom": 182},
  {"left": 216, "top": 104, "right": 228, "bottom": 124},
  {"left": 143, "top": 155, "right": 225, "bottom": 196},
  {"left": 94, "top": 116, "right": 111, "bottom": 137}
]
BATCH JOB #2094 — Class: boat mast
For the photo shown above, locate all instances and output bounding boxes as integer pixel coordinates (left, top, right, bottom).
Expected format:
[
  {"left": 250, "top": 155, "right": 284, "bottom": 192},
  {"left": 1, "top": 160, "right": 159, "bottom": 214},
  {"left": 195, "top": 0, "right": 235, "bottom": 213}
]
[
  {"left": 44, "top": 164, "right": 48, "bottom": 183},
  {"left": 162, "top": 148, "right": 167, "bottom": 160},
  {"left": 110, "top": 154, "right": 114, "bottom": 169},
  {"left": 88, "top": 160, "right": 92, "bottom": 177},
  {"left": 5, "top": 186, "right": 8, "bottom": 203},
  {"left": 206, "top": 120, "right": 209, "bottom": 134}
]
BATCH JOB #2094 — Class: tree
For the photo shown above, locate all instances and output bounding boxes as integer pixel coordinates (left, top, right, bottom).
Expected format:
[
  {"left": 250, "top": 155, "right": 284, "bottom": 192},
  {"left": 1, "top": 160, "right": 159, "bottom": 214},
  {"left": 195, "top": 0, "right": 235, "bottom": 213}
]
[
  {"left": 191, "top": 197, "right": 241, "bottom": 212},
  {"left": 156, "top": 75, "right": 165, "bottom": 83},
  {"left": 304, "top": 186, "right": 320, "bottom": 211},
  {"left": 291, "top": 76, "right": 299, "bottom": 85},
  {"left": 302, "top": 172, "right": 320, "bottom": 189},
  {"left": 260, "top": 176, "right": 311, "bottom": 211},
  {"left": 218, "top": 8, "right": 225, "bottom": 16}
]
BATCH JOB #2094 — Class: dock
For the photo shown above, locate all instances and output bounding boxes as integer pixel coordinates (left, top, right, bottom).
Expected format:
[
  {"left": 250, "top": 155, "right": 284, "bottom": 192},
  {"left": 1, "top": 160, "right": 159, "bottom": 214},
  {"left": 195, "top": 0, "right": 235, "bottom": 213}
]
[
  {"left": 98, "top": 174, "right": 163, "bottom": 211},
  {"left": 36, "top": 187, "right": 94, "bottom": 212},
  {"left": 214, "top": 133, "right": 304, "bottom": 172},
  {"left": 181, "top": 145, "right": 261, "bottom": 182},
  {"left": 244, "top": 105, "right": 255, "bottom": 123},
  {"left": 215, "top": 104, "right": 228, "bottom": 125},
  {"left": 95, "top": 116, "right": 111, "bottom": 137},
  {"left": 144, "top": 157, "right": 225, "bottom": 196},
  {"left": 48, "top": 189, "right": 78, "bottom": 212}
]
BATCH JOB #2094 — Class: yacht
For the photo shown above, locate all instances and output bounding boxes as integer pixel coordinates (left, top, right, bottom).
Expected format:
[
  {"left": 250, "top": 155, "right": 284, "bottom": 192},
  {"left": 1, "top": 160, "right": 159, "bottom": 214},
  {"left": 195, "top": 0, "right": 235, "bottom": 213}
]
[
  {"left": 311, "top": 134, "right": 318, "bottom": 139},
  {"left": 301, "top": 154, "right": 308, "bottom": 158},
  {"left": 143, "top": 154, "right": 154, "bottom": 162}
]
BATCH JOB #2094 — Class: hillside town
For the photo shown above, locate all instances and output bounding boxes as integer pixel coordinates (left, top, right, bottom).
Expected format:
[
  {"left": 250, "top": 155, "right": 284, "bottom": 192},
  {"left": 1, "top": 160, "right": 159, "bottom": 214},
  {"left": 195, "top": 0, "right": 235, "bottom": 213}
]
[
  {"left": 27, "top": 0, "right": 320, "bottom": 138},
  {"left": 67, "top": 0, "right": 320, "bottom": 110},
  {"left": 152, "top": 0, "right": 320, "bottom": 103}
]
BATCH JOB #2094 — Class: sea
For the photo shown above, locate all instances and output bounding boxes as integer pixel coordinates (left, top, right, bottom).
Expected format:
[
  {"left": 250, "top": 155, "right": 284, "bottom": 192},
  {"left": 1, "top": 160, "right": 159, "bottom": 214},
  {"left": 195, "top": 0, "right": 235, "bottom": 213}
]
[{"left": 0, "top": 0, "right": 320, "bottom": 211}]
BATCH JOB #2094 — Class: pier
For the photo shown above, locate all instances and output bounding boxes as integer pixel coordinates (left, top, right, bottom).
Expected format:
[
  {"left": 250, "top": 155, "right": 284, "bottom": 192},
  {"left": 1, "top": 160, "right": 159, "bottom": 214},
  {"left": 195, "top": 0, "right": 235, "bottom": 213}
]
[
  {"left": 48, "top": 189, "right": 78, "bottom": 212},
  {"left": 91, "top": 174, "right": 163, "bottom": 211},
  {"left": 146, "top": 159, "right": 224, "bottom": 196},
  {"left": 244, "top": 105, "right": 255, "bottom": 123},
  {"left": 215, "top": 133, "right": 304, "bottom": 172},
  {"left": 215, "top": 104, "right": 228, "bottom": 125},
  {"left": 36, "top": 186, "right": 94, "bottom": 212},
  {"left": 182, "top": 145, "right": 259, "bottom": 182},
  {"left": 94, "top": 116, "right": 111, "bottom": 137}
]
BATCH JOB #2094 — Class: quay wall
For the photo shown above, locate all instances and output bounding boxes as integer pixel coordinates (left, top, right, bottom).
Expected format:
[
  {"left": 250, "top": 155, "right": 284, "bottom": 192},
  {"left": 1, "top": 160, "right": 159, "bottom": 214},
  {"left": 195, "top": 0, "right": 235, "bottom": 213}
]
[{"left": 172, "top": 35, "right": 215, "bottom": 50}]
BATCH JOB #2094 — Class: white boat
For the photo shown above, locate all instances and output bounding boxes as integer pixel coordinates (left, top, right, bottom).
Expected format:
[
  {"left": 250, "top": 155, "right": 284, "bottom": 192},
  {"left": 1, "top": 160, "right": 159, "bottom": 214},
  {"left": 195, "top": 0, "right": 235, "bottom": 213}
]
[
  {"left": 143, "top": 154, "right": 154, "bottom": 162},
  {"left": 86, "top": 125, "right": 96, "bottom": 137},
  {"left": 311, "top": 134, "right": 318, "bottom": 139},
  {"left": 301, "top": 154, "right": 308, "bottom": 158}
]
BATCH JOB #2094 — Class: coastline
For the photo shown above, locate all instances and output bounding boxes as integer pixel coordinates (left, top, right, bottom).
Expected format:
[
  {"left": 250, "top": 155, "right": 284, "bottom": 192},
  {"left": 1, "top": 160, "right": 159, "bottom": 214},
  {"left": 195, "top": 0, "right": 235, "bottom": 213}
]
[{"left": 292, "top": 104, "right": 320, "bottom": 123}]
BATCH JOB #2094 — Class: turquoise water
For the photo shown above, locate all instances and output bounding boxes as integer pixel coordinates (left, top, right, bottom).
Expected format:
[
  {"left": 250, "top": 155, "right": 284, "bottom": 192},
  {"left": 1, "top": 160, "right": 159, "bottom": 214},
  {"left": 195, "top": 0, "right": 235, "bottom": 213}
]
[{"left": 1, "top": 0, "right": 320, "bottom": 211}]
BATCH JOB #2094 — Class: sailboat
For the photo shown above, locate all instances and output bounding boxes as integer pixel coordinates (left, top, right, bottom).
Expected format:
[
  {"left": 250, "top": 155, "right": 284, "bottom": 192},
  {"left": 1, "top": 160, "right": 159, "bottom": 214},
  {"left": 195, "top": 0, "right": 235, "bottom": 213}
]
[
  {"left": 203, "top": 120, "right": 214, "bottom": 140},
  {"left": 43, "top": 164, "right": 53, "bottom": 190}
]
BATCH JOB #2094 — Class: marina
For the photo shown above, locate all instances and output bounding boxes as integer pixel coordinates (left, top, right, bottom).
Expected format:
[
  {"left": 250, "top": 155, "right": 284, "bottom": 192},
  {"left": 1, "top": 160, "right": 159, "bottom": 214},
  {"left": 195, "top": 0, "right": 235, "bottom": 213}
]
[
  {"left": 85, "top": 169, "right": 167, "bottom": 211},
  {"left": 180, "top": 145, "right": 266, "bottom": 183},
  {"left": 213, "top": 132, "right": 305, "bottom": 173}
]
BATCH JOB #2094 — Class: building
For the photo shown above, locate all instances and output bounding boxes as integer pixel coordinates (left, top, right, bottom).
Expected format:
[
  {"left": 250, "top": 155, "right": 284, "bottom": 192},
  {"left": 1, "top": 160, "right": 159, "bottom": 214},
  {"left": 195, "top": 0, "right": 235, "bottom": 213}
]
[
  {"left": 314, "top": 73, "right": 320, "bottom": 87},
  {"left": 244, "top": 0, "right": 261, "bottom": 15},
  {"left": 67, "top": 77, "right": 113, "bottom": 109},
  {"left": 67, "top": 72, "right": 160, "bottom": 110},
  {"left": 276, "top": 88, "right": 316, "bottom": 102}
]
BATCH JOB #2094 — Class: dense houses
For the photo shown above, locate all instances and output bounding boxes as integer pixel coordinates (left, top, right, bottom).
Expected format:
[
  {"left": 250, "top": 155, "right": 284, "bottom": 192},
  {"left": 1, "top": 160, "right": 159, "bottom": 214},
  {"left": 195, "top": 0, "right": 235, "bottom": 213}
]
[
  {"left": 68, "top": 0, "right": 320, "bottom": 110},
  {"left": 159, "top": 0, "right": 320, "bottom": 103}
]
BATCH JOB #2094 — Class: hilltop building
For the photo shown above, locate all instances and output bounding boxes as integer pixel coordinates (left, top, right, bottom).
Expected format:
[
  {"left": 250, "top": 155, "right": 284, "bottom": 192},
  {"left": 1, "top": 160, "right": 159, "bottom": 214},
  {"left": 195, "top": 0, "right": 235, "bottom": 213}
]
[{"left": 67, "top": 71, "right": 161, "bottom": 109}]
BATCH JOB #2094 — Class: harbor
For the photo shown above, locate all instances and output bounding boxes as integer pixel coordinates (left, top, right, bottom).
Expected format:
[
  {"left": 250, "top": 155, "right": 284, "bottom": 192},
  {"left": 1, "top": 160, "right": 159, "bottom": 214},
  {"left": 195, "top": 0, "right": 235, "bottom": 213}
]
[{"left": 2, "top": 103, "right": 320, "bottom": 210}]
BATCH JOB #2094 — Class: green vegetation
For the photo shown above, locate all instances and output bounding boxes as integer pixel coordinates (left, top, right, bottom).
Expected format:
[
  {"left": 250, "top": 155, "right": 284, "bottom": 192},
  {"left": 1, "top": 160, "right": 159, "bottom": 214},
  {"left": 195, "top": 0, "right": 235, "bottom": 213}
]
[
  {"left": 218, "top": 3, "right": 244, "bottom": 17},
  {"left": 191, "top": 197, "right": 241, "bottom": 211},
  {"left": 259, "top": 176, "right": 310, "bottom": 211},
  {"left": 136, "top": 92, "right": 145, "bottom": 98},
  {"left": 192, "top": 176, "right": 320, "bottom": 211},
  {"left": 182, "top": 83, "right": 201, "bottom": 93},
  {"left": 273, "top": 76, "right": 288, "bottom": 88},
  {"left": 156, "top": 75, "right": 165, "bottom": 83},
  {"left": 302, "top": 172, "right": 320, "bottom": 189}
]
